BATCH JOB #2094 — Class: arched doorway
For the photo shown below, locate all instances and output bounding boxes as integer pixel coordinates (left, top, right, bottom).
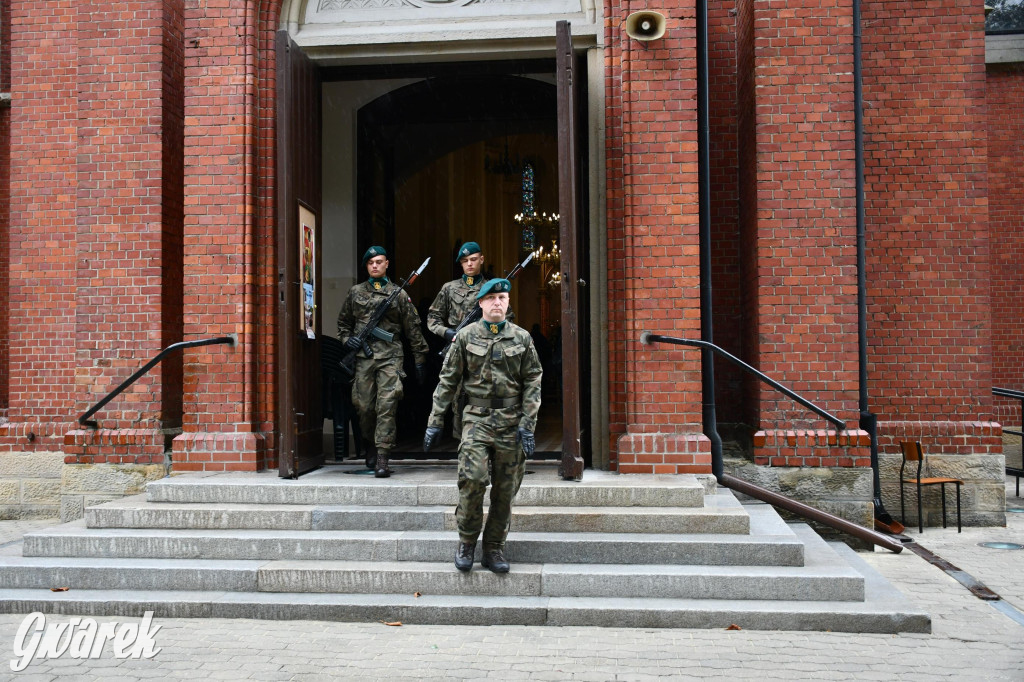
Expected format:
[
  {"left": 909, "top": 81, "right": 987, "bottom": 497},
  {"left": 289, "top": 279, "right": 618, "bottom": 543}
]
[
  {"left": 353, "top": 74, "right": 565, "bottom": 457},
  {"left": 278, "top": 33, "right": 592, "bottom": 477}
]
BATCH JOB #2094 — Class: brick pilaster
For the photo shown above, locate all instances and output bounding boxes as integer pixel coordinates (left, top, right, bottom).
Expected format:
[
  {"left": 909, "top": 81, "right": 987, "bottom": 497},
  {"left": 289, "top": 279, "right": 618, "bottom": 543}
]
[
  {"left": 862, "top": 0, "right": 994, "bottom": 458},
  {"left": 739, "top": 0, "right": 863, "bottom": 466},
  {"left": 987, "top": 65, "right": 1024, "bottom": 432},
  {"left": 0, "top": 0, "right": 10, "bottom": 416},
  {"left": 0, "top": 0, "right": 79, "bottom": 451},
  {"left": 606, "top": 2, "right": 710, "bottom": 474},
  {"left": 173, "top": 0, "right": 268, "bottom": 470},
  {"left": 63, "top": 1, "right": 184, "bottom": 466}
]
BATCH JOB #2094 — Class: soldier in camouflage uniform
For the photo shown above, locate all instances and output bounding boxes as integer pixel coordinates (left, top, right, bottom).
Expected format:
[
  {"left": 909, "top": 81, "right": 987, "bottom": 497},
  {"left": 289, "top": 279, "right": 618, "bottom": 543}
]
[
  {"left": 427, "top": 241, "right": 489, "bottom": 342},
  {"left": 427, "top": 241, "right": 488, "bottom": 439},
  {"left": 338, "top": 246, "right": 429, "bottom": 478},
  {"left": 423, "top": 278, "right": 542, "bottom": 573}
]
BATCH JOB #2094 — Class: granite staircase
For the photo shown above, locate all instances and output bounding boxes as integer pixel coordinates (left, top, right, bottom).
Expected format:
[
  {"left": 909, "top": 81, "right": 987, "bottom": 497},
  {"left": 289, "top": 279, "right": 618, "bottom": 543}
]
[{"left": 0, "top": 465, "right": 929, "bottom": 632}]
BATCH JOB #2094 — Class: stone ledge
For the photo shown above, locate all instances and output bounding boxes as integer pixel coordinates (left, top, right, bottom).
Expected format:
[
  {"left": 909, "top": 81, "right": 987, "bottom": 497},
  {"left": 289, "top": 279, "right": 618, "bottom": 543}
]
[
  {"left": 615, "top": 432, "right": 712, "bottom": 475},
  {"left": 0, "top": 451, "right": 64, "bottom": 478},
  {"left": 753, "top": 429, "right": 871, "bottom": 467}
]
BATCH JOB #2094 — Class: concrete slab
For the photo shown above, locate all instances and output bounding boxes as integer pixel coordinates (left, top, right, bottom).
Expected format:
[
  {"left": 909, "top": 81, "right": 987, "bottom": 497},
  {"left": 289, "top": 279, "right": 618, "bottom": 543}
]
[{"left": 148, "top": 466, "right": 709, "bottom": 508}]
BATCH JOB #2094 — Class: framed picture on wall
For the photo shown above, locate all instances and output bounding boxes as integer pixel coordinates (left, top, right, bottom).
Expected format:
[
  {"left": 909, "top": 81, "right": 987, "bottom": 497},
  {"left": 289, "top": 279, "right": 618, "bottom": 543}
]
[{"left": 299, "top": 204, "right": 316, "bottom": 339}]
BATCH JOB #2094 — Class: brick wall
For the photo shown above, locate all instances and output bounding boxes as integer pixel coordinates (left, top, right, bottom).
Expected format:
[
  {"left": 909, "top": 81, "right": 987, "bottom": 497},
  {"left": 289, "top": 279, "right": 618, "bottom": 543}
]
[
  {"left": 2, "top": 0, "right": 79, "bottom": 451},
  {"left": 73, "top": 3, "right": 176, "bottom": 431},
  {"left": 605, "top": 1, "right": 710, "bottom": 474},
  {"left": 741, "top": 0, "right": 866, "bottom": 466},
  {"left": 0, "top": 0, "right": 9, "bottom": 415},
  {"left": 735, "top": 0, "right": 758, "bottom": 430},
  {"left": 862, "top": 0, "right": 995, "bottom": 458},
  {"left": 2, "top": 0, "right": 186, "bottom": 466},
  {"left": 604, "top": 2, "right": 625, "bottom": 448},
  {"left": 987, "top": 65, "right": 1024, "bottom": 432},
  {"left": 170, "top": 0, "right": 278, "bottom": 470},
  {"left": 708, "top": 0, "right": 745, "bottom": 427},
  {"left": 1, "top": 0, "right": 276, "bottom": 470},
  {"left": 256, "top": 3, "right": 281, "bottom": 465},
  {"left": 161, "top": 0, "right": 186, "bottom": 427}
]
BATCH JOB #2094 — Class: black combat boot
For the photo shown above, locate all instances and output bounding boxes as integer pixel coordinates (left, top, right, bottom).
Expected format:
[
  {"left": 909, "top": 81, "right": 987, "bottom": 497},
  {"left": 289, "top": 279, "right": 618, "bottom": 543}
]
[
  {"left": 481, "top": 547, "right": 510, "bottom": 574},
  {"left": 374, "top": 450, "right": 390, "bottom": 478},
  {"left": 454, "top": 541, "right": 476, "bottom": 572},
  {"left": 363, "top": 441, "right": 376, "bottom": 470}
]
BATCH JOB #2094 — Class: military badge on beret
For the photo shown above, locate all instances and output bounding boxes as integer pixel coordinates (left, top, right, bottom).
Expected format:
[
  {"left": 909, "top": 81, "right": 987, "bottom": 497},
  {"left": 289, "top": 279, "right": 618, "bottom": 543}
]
[
  {"left": 476, "top": 277, "right": 512, "bottom": 300},
  {"left": 456, "top": 241, "right": 481, "bottom": 262},
  {"left": 362, "top": 245, "right": 387, "bottom": 266}
]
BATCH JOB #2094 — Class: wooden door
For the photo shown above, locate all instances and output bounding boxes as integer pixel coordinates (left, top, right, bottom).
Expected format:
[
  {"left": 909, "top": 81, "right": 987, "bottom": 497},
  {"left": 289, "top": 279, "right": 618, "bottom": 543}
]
[
  {"left": 276, "top": 31, "right": 324, "bottom": 478},
  {"left": 556, "top": 21, "right": 585, "bottom": 480}
]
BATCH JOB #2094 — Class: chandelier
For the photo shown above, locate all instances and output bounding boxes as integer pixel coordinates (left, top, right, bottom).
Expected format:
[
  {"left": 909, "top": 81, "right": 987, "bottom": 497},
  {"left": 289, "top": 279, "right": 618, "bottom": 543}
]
[
  {"left": 484, "top": 139, "right": 521, "bottom": 177},
  {"left": 531, "top": 239, "right": 562, "bottom": 288},
  {"left": 516, "top": 162, "right": 560, "bottom": 253}
]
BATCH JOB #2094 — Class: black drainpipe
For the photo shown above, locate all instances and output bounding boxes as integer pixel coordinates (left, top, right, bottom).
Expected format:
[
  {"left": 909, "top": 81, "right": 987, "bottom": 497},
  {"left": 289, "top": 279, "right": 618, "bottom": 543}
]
[
  {"left": 853, "top": 0, "right": 899, "bottom": 531},
  {"left": 696, "top": 0, "right": 724, "bottom": 478}
]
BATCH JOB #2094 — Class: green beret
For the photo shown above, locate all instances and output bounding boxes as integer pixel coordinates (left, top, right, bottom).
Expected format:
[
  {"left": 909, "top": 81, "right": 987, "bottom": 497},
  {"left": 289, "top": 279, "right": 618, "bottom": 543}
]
[
  {"left": 476, "top": 278, "right": 511, "bottom": 299},
  {"left": 456, "top": 242, "right": 481, "bottom": 262},
  {"left": 362, "top": 246, "right": 387, "bottom": 266}
]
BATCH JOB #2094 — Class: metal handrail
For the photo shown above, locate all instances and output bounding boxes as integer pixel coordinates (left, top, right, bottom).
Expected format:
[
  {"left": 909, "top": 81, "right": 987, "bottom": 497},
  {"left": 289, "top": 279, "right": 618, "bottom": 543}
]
[
  {"left": 994, "top": 387, "right": 1024, "bottom": 400},
  {"left": 719, "top": 473, "right": 903, "bottom": 552},
  {"left": 641, "top": 333, "right": 903, "bottom": 552},
  {"left": 994, "top": 388, "right": 1023, "bottom": 496},
  {"left": 994, "top": 387, "right": 1023, "bottom": 438},
  {"left": 640, "top": 333, "right": 846, "bottom": 431},
  {"left": 78, "top": 336, "right": 235, "bottom": 428}
]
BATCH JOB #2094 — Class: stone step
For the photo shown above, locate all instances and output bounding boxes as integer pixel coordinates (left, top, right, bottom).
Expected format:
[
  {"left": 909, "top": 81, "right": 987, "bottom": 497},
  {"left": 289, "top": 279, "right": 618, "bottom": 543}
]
[
  {"left": 0, "top": 536, "right": 929, "bottom": 633},
  {"left": 24, "top": 507, "right": 801, "bottom": 566},
  {"left": 145, "top": 467, "right": 711, "bottom": 508},
  {"left": 0, "top": 526, "right": 861, "bottom": 601},
  {"left": 86, "top": 493, "right": 749, "bottom": 534}
]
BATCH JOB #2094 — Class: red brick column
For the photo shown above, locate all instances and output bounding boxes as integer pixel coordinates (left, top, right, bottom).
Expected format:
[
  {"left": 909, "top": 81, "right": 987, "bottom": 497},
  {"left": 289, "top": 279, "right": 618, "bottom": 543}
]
[
  {"left": 62, "top": 2, "right": 185, "bottom": 465},
  {"left": 1, "top": 1, "right": 189, "bottom": 464},
  {"left": 0, "top": 0, "right": 80, "bottom": 452},
  {"left": 172, "top": 0, "right": 267, "bottom": 470},
  {"left": 987, "top": 65, "right": 1024, "bottom": 432},
  {"left": 862, "top": 0, "right": 994, "bottom": 459},
  {"left": 708, "top": 0, "right": 744, "bottom": 427},
  {"left": 739, "top": 0, "right": 867, "bottom": 467},
  {"left": 0, "top": 0, "right": 10, "bottom": 416},
  {"left": 606, "top": 2, "right": 710, "bottom": 474}
]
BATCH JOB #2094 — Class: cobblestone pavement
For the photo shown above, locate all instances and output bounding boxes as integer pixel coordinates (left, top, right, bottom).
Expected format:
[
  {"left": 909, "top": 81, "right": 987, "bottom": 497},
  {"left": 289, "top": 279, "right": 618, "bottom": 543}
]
[{"left": 0, "top": 479, "right": 1021, "bottom": 680}]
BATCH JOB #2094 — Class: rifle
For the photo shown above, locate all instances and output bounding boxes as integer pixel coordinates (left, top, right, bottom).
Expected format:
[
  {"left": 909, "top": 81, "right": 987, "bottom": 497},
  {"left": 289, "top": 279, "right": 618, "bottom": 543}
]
[
  {"left": 339, "top": 257, "right": 430, "bottom": 378},
  {"left": 439, "top": 251, "right": 534, "bottom": 355}
]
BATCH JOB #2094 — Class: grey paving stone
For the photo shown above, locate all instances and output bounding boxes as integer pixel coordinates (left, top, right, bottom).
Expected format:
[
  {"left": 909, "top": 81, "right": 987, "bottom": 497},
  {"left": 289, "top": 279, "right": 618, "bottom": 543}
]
[{"left": 0, "top": 476, "right": 1021, "bottom": 679}]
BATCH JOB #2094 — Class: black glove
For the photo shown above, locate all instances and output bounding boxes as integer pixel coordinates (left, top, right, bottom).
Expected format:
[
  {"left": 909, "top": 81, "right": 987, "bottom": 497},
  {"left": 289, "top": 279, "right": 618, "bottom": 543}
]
[
  {"left": 443, "top": 328, "right": 456, "bottom": 343},
  {"left": 344, "top": 336, "right": 361, "bottom": 352},
  {"left": 516, "top": 428, "right": 535, "bottom": 457},
  {"left": 415, "top": 363, "right": 426, "bottom": 385},
  {"left": 424, "top": 426, "right": 442, "bottom": 452}
]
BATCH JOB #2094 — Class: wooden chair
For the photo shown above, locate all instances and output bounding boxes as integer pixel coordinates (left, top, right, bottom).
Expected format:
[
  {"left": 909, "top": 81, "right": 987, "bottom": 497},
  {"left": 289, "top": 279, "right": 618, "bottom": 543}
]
[{"left": 900, "top": 440, "right": 963, "bottom": 533}]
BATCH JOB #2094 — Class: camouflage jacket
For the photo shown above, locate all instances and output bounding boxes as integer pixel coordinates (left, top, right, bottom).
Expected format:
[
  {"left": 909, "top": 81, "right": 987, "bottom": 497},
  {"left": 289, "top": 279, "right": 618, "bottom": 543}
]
[
  {"left": 428, "top": 319, "right": 542, "bottom": 432},
  {"left": 426, "top": 276, "right": 515, "bottom": 339},
  {"left": 426, "top": 277, "right": 487, "bottom": 338},
  {"left": 337, "top": 279, "right": 429, "bottom": 364}
]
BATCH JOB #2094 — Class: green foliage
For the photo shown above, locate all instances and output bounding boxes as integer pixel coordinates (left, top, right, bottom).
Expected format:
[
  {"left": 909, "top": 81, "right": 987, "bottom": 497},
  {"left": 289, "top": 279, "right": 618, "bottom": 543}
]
[{"left": 987, "top": 0, "right": 1024, "bottom": 32}]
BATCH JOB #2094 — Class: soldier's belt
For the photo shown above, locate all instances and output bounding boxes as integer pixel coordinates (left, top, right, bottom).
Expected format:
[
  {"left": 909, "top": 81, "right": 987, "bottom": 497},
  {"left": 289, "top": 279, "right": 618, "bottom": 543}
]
[{"left": 465, "top": 396, "right": 519, "bottom": 409}]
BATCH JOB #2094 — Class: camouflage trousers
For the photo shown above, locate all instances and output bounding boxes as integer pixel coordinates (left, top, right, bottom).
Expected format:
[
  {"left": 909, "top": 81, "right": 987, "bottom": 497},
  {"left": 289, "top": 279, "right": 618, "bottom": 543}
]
[
  {"left": 456, "top": 418, "right": 526, "bottom": 549},
  {"left": 350, "top": 354, "right": 405, "bottom": 451}
]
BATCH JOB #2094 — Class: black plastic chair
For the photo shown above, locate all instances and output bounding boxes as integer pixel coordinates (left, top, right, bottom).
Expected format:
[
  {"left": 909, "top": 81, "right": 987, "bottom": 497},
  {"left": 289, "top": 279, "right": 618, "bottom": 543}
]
[{"left": 321, "top": 336, "right": 362, "bottom": 461}]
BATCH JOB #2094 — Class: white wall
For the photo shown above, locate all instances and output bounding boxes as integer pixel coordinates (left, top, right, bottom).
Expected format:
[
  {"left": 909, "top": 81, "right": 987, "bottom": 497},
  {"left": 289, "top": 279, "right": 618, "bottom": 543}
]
[{"left": 321, "top": 78, "right": 423, "bottom": 336}]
